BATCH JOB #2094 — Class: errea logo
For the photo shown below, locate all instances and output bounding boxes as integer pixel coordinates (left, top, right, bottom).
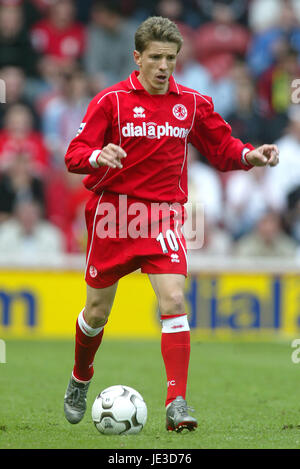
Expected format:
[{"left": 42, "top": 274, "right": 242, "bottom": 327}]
[
  {"left": 171, "top": 253, "right": 180, "bottom": 263},
  {"left": 133, "top": 106, "right": 145, "bottom": 118}
]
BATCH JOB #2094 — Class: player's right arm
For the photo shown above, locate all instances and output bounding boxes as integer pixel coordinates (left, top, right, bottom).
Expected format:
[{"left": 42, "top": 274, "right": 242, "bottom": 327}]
[{"left": 65, "top": 94, "right": 126, "bottom": 174}]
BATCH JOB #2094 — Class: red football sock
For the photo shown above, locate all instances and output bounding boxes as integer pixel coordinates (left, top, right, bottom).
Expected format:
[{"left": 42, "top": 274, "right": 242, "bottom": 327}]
[
  {"left": 73, "top": 310, "right": 104, "bottom": 382},
  {"left": 161, "top": 314, "right": 190, "bottom": 407}
]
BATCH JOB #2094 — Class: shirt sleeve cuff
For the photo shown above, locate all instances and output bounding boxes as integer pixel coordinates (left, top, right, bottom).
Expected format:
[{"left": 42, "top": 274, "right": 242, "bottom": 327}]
[
  {"left": 89, "top": 150, "right": 101, "bottom": 168},
  {"left": 241, "top": 147, "right": 251, "bottom": 167}
]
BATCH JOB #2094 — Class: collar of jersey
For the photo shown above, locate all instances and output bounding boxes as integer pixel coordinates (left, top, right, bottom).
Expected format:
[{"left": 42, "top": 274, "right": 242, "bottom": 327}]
[{"left": 128, "top": 70, "right": 181, "bottom": 95}]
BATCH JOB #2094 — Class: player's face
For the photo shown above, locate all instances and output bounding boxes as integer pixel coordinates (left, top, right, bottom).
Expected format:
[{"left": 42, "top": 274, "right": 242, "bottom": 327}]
[{"left": 134, "top": 41, "right": 178, "bottom": 95}]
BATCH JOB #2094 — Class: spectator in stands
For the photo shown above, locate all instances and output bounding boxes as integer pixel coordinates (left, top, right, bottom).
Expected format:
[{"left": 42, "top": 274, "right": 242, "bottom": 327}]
[
  {"left": 0, "top": 65, "right": 25, "bottom": 105},
  {"left": 155, "top": 0, "right": 184, "bottom": 23},
  {"left": 26, "top": 2, "right": 86, "bottom": 112},
  {"left": 26, "top": 56, "right": 79, "bottom": 117},
  {"left": 187, "top": 145, "right": 224, "bottom": 225},
  {"left": 0, "top": 199, "right": 65, "bottom": 264},
  {"left": 174, "top": 33, "right": 235, "bottom": 118},
  {"left": 0, "top": 65, "right": 40, "bottom": 129},
  {"left": 234, "top": 209, "right": 297, "bottom": 257},
  {"left": 196, "top": 0, "right": 249, "bottom": 26},
  {"left": 198, "top": 215, "right": 233, "bottom": 256},
  {"left": 84, "top": 0, "right": 136, "bottom": 90},
  {"left": 248, "top": 0, "right": 283, "bottom": 33},
  {"left": 174, "top": 34, "right": 213, "bottom": 95},
  {"left": 194, "top": 1, "right": 251, "bottom": 79},
  {"left": 0, "top": 151, "right": 45, "bottom": 223},
  {"left": 285, "top": 185, "right": 300, "bottom": 244},
  {"left": 257, "top": 42, "right": 300, "bottom": 119},
  {"left": 24, "top": 0, "right": 51, "bottom": 21},
  {"left": 0, "top": 1, "right": 38, "bottom": 76},
  {"left": 30, "top": 0, "right": 85, "bottom": 64},
  {"left": 267, "top": 105, "right": 300, "bottom": 210},
  {"left": 41, "top": 68, "right": 90, "bottom": 167},
  {"left": 224, "top": 166, "right": 284, "bottom": 240},
  {"left": 64, "top": 174, "right": 89, "bottom": 252},
  {"left": 248, "top": 0, "right": 300, "bottom": 33},
  {"left": 75, "top": 0, "right": 94, "bottom": 24},
  {"left": 45, "top": 171, "right": 89, "bottom": 253},
  {"left": 154, "top": 0, "right": 197, "bottom": 32},
  {"left": 226, "top": 62, "right": 263, "bottom": 144},
  {"left": 254, "top": 42, "right": 299, "bottom": 142},
  {"left": 131, "top": 0, "right": 198, "bottom": 27},
  {"left": 0, "top": 103, "right": 48, "bottom": 177},
  {"left": 185, "top": 145, "right": 232, "bottom": 255},
  {"left": 247, "top": 0, "right": 300, "bottom": 77}
]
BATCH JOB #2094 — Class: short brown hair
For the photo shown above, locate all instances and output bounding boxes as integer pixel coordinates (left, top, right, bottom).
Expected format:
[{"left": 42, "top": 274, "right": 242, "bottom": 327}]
[{"left": 135, "top": 16, "right": 183, "bottom": 53}]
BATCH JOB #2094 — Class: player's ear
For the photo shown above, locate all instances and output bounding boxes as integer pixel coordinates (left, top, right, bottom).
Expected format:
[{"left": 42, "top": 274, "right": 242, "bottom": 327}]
[{"left": 133, "top": 50, "right": 142, "bottom": 67}]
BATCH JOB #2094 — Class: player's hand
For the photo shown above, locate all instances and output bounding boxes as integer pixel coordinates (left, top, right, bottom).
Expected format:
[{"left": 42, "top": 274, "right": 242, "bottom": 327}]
[
  {"left": 246, "top": 144, "right": 279, "bottom": 167},
  {"left": 97, "top": 144, "right": 127, "bottom": 169}
]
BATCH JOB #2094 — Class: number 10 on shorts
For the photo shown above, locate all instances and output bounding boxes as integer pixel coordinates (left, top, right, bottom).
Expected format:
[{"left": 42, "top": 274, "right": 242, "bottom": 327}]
[{"left": 156, "top": 230, "right": 179, "bottom": 253}]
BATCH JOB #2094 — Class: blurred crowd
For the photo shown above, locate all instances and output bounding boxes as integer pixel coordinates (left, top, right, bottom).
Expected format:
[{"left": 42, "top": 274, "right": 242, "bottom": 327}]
[{"left": 0, "top": 0, "right": 300, "bottom": 262}]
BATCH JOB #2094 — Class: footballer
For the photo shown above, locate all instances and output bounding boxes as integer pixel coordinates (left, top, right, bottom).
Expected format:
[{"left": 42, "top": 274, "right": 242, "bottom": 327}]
[{"left": 63, "top": 16, "right": 279, "bottom": 432}]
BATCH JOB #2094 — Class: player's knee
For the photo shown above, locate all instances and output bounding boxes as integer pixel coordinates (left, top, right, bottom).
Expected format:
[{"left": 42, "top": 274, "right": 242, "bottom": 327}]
[
  {"left": 84, "top": 302, "right": 109, "bottom": 328},
  {"left": 159, "top": 290, "right": 185, "bottom": 316}
]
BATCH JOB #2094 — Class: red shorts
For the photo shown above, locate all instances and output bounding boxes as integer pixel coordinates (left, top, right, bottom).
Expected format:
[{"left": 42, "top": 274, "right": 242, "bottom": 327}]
[{"left": 84, "top": 191, "right": 188, "bottom": 288}]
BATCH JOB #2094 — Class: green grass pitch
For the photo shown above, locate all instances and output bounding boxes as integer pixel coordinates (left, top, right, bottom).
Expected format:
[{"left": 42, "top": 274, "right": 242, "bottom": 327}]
[{"left": 1, "top": 338, "right": 300, "bottom": 449}]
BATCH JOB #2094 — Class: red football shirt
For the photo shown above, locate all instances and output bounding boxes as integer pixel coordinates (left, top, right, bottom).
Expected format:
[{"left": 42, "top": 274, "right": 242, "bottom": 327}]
[{"left": 65, "top": 71, "right": 253, "bottom": 204}]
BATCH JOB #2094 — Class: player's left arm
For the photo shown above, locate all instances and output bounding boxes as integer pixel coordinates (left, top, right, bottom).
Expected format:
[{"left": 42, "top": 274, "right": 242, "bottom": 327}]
[{"left": 189, "top": 95, "right": 279, "bottom": 171}]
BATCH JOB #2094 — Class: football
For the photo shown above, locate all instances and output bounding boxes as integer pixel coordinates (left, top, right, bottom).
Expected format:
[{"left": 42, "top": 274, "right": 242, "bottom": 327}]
[{"left": 92, "top": 385, "right": 147, "bottom": 435}]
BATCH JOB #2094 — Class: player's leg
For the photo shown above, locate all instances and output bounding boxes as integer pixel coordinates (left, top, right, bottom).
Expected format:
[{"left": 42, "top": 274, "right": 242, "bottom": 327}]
[
  {"left": 148, "top": 273, "right": 197, "bottom": 431},
  {"left": 73, "top": 282, "right": 118, "bottom": 382},
  {"left": 64, "top": 282, "right": 118, "bottom": 424},
  {"left": 148, "top": 273, "right": 189, "bottom": 403}
]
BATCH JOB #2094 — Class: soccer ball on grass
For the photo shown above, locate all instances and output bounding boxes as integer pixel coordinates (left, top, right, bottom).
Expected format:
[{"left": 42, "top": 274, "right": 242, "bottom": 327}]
[{"left": 92, "top": 385, "right": 147, "bottom": 435}]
